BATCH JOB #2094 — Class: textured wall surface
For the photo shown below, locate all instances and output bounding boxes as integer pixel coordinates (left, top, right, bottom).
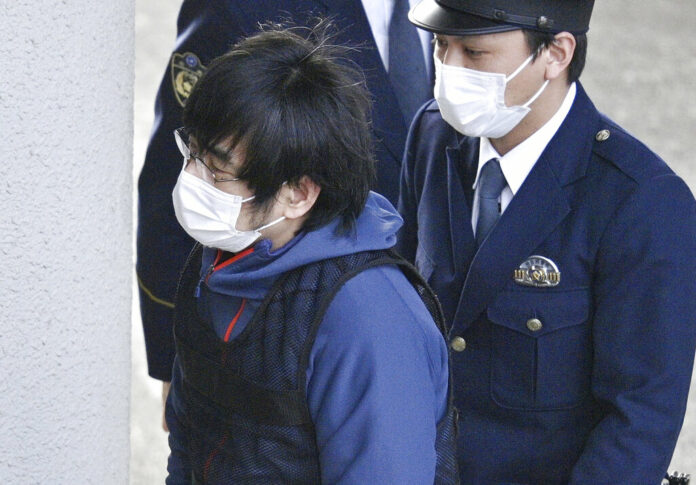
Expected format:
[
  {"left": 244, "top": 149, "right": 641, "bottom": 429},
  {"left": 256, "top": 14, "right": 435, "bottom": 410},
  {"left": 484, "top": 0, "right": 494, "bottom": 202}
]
[{"left": 0, "top": 1, "right": 134, "bottom": 484}]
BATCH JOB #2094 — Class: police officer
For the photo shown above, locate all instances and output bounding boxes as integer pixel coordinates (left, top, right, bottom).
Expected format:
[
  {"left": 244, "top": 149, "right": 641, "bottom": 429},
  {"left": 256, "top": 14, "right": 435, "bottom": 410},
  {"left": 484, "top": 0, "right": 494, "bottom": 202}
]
[{"left": 397, "top": 0, "right": 696, "bottom": 483}]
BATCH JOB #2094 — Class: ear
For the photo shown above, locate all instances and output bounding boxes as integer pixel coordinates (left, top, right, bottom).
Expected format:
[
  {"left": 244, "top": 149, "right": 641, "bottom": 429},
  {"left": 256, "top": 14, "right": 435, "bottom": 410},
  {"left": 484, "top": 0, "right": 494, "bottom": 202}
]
[
  {"left": 544, "top": 32, "right": 576, "bottom": 81},
  {"left": 278, "top": 176, "right": 321, "bottom": 220}
]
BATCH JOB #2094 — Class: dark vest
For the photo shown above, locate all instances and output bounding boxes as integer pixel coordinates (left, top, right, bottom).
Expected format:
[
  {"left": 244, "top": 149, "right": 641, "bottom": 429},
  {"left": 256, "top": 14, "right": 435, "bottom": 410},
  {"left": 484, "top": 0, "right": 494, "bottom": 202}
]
[{"left": 174, "top": 245, "right": 459, "bottom": 484}]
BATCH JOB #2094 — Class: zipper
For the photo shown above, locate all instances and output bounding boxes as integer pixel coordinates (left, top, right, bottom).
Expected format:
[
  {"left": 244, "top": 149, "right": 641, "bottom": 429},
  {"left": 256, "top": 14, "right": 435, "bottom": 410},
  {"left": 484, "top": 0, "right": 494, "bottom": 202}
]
[
  {"left": 195, "top": 247, "right": 255, "bottom": 297},
  {"left": 195, "top": 250, "right": 221, "bottom": 298}
]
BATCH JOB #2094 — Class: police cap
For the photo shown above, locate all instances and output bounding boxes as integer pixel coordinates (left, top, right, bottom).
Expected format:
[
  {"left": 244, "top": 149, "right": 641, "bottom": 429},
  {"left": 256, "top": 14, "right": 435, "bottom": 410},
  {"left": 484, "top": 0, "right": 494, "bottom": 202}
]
[{"left": 409, "top": 0, "right": 594, "bottom": 35}]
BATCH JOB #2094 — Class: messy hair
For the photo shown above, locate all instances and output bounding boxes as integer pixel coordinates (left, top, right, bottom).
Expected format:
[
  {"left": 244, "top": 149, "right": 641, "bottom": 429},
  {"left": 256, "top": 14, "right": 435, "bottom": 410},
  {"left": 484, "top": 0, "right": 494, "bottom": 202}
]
[{"left": 183, "top": 18, "right": 376, "bottom": 232}]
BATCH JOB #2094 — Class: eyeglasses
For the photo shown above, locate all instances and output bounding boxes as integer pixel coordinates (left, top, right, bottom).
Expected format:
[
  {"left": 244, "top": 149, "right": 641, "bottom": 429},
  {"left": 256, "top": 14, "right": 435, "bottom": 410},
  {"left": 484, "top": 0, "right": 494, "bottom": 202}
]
[{"left": 174, "top": 127, "right": 240, "bottom": 183}]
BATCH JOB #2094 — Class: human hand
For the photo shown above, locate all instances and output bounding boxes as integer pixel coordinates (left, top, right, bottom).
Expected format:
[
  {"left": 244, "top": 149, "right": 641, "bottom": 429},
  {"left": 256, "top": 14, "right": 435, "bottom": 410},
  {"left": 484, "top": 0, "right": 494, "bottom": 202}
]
[{"left": 162, "top": 380, "right": 171, "bottom": 432}]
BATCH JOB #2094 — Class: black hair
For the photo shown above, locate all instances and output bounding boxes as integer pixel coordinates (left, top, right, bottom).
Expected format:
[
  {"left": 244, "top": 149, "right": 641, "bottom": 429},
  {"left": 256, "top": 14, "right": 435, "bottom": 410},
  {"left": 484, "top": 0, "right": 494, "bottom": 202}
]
[
  {"left": 182, "top": 18, "right": 376, "bottom": 232},
  {"left": 523, "top": 30, "right": 587, "bottom": 84}
]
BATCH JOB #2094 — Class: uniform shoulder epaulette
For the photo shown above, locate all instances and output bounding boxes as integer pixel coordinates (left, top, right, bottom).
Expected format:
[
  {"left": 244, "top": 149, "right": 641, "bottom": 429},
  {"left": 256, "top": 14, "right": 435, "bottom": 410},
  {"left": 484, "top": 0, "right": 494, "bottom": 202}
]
[{"left": 591, "top": 115, "right": 672, "bottom": 184}]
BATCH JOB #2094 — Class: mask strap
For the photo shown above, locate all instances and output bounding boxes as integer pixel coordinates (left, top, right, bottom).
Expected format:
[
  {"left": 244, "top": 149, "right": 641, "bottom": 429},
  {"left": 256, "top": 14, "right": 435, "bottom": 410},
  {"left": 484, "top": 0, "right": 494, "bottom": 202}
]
[
  {"left": 505, "top": 53, "right": 535, "bottom": 82},
  {"left": 247, "top": 182, "right": 289, "bottom": 230},
  {"left": 522, "top": 79, "right": 549, "bottom": 108},
  {"left": 505, "top": 52, "right": 550, "bottom": 108},
  {"left": 256, "top": 216, "right": 285, "bottom": 232}
]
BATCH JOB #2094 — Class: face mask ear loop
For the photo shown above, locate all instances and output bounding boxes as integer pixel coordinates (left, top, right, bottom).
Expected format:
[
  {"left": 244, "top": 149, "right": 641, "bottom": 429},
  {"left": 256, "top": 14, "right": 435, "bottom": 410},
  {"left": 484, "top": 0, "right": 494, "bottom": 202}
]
[
  {"left": 523, "top": 79, "right": 550, "bottom": 108},
  {"left": 246, "top": 182, "right": 289, "bottom": 232},
  {"left": 256, "top": 216, "right": 285, "bottom": 232},
  {"left": 505, "top": 53, "right": 535, "bottom": 82},
  {"left": 504, "top": 52, "right": 549, "bottom": 109}
]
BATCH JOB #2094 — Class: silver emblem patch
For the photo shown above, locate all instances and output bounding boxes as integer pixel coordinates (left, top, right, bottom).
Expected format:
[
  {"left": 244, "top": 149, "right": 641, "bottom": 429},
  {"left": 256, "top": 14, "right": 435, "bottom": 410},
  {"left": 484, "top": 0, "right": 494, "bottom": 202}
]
[{"left": 514, "top": 255, "right": 561, "bottom": 287}]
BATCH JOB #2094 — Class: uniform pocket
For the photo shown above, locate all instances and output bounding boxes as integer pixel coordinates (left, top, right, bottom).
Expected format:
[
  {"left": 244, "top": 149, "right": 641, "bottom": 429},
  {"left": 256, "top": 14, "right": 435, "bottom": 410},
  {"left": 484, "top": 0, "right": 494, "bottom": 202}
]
[{"left": 487, "top": 288, "right": 592, "bottom": 410}]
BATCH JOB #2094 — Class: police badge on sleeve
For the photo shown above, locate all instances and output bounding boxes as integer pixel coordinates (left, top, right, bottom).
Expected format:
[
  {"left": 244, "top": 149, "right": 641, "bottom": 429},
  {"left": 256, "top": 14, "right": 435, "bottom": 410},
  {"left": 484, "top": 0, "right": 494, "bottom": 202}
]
[{"left": 171, "top": 52, "right": 206, "bottom": 107}]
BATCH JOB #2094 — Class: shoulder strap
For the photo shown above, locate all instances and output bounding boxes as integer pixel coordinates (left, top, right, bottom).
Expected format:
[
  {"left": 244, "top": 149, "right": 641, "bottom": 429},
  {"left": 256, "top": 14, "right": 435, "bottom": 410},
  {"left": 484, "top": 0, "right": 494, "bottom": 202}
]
[{"left": 297, "top": 248, "right": 449, "bottom": 388}]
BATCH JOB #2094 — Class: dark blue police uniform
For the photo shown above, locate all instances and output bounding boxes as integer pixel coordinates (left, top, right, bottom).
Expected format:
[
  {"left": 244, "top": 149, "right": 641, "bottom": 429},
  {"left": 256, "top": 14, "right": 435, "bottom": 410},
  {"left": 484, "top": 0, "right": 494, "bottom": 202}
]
[
  {"left": 137, "top": 1, "right": 421, "bottom": 380},
  {"left": 398, "top": 84, "right": 696, "bottom": 483}
]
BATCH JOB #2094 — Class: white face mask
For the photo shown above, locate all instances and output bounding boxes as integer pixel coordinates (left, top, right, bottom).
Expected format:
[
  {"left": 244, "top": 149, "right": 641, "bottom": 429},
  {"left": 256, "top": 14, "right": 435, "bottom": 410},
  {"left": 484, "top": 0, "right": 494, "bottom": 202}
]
[
  {"left": 172, "top": 163, "right": 285, "bottom": 253},
  {"left": 434, "top": 53, "right": 549, "bottom": 138}
]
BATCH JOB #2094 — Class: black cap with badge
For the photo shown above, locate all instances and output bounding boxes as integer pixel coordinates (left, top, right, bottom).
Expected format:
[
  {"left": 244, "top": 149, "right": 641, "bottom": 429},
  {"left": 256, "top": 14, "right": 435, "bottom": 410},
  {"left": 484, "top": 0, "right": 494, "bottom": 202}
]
[{"left": 409, "top": 0, "right": 595, "bottom": 35}]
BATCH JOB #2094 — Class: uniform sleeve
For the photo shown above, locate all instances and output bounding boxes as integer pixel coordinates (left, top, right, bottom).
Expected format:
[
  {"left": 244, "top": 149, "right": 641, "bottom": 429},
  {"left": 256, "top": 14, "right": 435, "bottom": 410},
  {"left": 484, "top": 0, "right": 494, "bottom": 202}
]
[
  {"left": 569, "top": 174, "right": 696, "bottom": 483},
  {"left": 165, "top": 357, "right": 192, "bottom": 485},
  {"left": 136, "top": 1, "right": 245, "bottom": 381},
  {"left": 396, "top": 105, "right": 429, "bottom": 263},
  {"left": 306, "top": 266, "right": 450, "bottom": 485}
]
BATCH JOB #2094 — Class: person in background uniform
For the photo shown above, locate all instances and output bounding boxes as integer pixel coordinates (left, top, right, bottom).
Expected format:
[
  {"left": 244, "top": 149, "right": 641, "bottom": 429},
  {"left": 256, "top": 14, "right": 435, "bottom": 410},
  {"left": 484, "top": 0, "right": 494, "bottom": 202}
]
[
  {"left": 136, "top": 1, "right": 434, "bottom": 424},
  {"left": 165, "top": 22, "right": 457, "bottom": 484},
  {"left": 397, "top": 0, "right": 696, "bottom": 483}
]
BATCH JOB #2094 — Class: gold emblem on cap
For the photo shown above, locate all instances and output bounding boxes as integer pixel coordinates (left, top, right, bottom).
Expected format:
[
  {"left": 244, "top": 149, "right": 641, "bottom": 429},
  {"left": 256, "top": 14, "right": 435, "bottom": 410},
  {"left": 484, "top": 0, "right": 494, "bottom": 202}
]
[
  {"left": 514, "top": 255, "right": 560, "bottom": 287},
  {"left": 171, "top": 52, "right": 207, "bottom": 107},
  {"left": 595, "top": 129, "right": 611, "bottom": 142}
]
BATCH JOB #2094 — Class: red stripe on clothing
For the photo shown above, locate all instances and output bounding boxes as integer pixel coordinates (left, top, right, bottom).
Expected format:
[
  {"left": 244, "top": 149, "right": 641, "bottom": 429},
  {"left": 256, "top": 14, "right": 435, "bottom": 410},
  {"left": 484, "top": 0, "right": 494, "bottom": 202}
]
[
  {"left": 205, "top": 247, "right": 255, "bottom": 284},
  {"left": 216, "top": 247, "right": 255, "bottom": 271},
  {"left": 223, "top": 299, "right": 247, "bottom": 342},
  {"left": 203, "top": 432, "right": 229, "bottom": 481}
]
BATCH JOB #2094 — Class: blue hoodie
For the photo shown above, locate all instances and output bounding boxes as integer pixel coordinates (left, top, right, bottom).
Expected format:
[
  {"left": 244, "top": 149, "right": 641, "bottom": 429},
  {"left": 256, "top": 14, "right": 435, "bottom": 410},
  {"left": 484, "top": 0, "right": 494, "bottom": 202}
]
[{"left": 166, "top": 193, "right": 450, "bottom": 484}]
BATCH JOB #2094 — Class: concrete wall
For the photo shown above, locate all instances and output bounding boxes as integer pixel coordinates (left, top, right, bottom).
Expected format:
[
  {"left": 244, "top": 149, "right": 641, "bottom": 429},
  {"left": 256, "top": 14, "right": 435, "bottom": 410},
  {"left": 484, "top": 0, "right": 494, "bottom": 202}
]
[{"left": 0, "top": 2, "right": 133, "bottom": 483}]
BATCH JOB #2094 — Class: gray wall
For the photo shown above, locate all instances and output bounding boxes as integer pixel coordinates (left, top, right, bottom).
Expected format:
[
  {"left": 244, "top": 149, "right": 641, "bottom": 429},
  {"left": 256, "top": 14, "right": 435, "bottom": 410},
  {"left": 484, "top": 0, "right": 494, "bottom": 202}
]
[
  {"left": 583, "top": 1, "right": 696, "bottom": 190},
  {"left": 1, "top": 2, "right": 134, "bottom": 483}
]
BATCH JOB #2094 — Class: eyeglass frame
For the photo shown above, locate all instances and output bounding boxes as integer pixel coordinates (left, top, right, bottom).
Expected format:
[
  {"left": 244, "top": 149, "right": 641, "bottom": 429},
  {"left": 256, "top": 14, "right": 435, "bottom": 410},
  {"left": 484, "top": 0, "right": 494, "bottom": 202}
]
[{"left": 173, "top": 127, "right": 240, "bottom": 183}]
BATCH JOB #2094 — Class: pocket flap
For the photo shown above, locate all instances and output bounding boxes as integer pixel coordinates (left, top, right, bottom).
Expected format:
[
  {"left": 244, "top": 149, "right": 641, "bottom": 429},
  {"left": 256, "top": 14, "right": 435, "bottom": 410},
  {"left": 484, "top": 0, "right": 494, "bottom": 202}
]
[{"left": 487, "top": 288, "right": 590, "bottom": 337}]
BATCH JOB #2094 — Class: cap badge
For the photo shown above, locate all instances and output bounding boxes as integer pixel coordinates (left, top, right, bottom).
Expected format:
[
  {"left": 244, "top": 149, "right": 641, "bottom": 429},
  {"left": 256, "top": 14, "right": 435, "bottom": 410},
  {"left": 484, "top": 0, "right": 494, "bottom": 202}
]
[
  {"left": 171, "top": 52, "right": 206, "bottom": 107},
  {"left": 514, "top": 255, "right": 560, "bottom": 287}
]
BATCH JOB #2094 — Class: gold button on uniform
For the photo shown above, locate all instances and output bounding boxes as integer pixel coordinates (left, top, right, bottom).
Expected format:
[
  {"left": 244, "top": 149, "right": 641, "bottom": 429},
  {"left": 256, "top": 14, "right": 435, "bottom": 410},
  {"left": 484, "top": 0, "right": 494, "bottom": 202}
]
[
  {"left": 595, "top": 129, "right": 610, "bottom": 141},
  {"left": 450, "top": 336, "right": 467, "bottom": 352},
  {"left": 526, "top": 318, "right": 543, "bottom": 332}
]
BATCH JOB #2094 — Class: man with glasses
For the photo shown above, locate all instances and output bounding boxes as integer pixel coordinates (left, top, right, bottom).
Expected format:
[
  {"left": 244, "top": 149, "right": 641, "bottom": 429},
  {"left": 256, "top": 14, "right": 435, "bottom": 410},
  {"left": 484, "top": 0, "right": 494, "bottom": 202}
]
[
  {"left": 137, "top": 1, "right": 434, "bottom": 429},
  {"left": 163, "top": 22, "right": 457, "bottom": 484}
]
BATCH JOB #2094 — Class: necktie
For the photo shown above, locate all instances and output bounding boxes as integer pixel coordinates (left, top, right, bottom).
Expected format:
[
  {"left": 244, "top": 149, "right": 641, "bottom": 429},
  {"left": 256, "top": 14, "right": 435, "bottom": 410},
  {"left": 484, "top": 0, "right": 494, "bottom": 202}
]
[
  {"left": 388, "top": 0, "right": 430, "bottom": 123},
  {"left": 476, "top": 158, "right": 506, "bottom": 246}
]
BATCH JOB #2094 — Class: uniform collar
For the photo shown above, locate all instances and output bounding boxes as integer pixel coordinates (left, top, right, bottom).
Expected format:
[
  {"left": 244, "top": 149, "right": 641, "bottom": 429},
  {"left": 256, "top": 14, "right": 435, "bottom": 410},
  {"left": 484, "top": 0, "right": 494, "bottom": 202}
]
[{"left": 473, "top": 82, "right": 577, "bottom": 195}]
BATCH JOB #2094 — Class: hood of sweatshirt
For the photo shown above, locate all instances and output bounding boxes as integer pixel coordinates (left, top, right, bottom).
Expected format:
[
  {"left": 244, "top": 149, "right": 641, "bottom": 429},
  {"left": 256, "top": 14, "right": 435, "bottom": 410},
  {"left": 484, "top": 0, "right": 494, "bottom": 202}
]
[{"left": 200, "top": 191, "right": 403, "bottom": 299}]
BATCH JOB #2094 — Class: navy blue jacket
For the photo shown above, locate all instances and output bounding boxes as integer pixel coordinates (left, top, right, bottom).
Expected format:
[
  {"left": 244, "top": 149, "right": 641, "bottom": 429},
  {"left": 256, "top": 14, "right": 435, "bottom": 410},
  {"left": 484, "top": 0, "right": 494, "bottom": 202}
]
[
  {"left": 398, "top": 84, "right": 696, "bottom": 484},
  {"left": 137, "top": 0, "right": 425, "bottom": 380}
]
